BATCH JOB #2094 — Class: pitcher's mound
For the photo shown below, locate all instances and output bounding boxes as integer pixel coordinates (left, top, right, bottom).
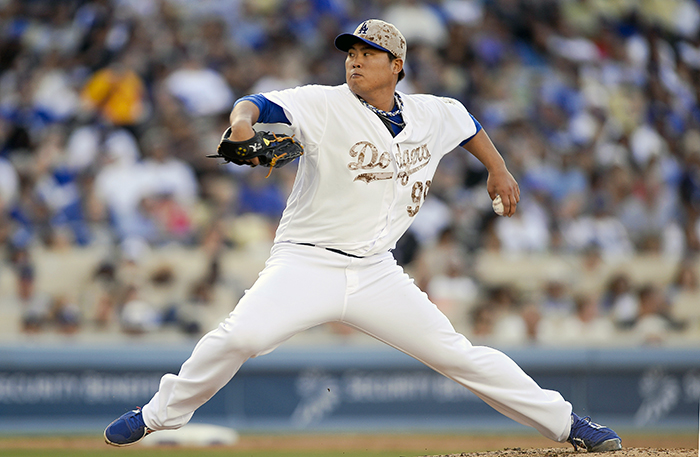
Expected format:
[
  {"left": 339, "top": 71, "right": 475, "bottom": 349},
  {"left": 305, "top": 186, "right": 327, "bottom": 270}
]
[{"left": 421, "top": 448, "right": 695, "bottom": 457}]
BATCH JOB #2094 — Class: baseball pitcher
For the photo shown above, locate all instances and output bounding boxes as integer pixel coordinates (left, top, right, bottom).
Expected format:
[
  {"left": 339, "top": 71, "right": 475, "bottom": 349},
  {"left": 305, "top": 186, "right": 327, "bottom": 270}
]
[{"left": 105, "top": 19, "right": 621, "bottom": 452}]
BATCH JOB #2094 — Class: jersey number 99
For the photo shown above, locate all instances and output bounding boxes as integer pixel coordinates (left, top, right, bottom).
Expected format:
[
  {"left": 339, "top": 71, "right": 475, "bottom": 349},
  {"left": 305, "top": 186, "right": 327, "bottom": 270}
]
[{"left": 407, "top": 180, "right": 431, "bottom": 217}]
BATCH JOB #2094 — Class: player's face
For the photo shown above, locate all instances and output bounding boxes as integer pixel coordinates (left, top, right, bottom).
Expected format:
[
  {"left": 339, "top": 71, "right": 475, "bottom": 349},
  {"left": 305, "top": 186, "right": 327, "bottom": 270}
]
[{"left": 345, "top": 43, "right": 402, "bottom": 98}]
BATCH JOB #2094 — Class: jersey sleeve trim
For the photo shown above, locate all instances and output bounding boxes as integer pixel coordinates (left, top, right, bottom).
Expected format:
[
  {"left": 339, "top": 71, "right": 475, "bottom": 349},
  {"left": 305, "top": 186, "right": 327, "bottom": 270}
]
[
  {"left": 459, "top": 113, "right": 482, "bottom": 146},
  {"left": 234, "top": 94, "right": 291, "bottom": 125}
]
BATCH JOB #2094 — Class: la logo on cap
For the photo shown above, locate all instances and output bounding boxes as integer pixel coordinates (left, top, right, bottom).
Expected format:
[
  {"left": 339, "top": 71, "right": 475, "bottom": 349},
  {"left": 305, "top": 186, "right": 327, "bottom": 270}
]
[{"left": 358, "top": 22, "right": 369, "bottom": 35}]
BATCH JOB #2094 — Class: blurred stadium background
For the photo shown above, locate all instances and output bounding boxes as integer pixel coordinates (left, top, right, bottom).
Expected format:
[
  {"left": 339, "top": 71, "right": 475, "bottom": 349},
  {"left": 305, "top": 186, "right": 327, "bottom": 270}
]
[{"left": 0, "top": 0, "right": 699, "bottom": 440}]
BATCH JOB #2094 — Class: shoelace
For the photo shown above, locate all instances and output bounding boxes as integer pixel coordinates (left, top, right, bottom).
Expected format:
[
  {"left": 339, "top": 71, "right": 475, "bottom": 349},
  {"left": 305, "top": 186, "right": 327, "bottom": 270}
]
[
  {"left": 570, "top": 437, "right": 584, "bottom": 451},
  {"left": 126, "top": 411, "right": 144, "bottom": 431},
  {"left": 569, "top": 416, "right": 598, "bottom": 451}
]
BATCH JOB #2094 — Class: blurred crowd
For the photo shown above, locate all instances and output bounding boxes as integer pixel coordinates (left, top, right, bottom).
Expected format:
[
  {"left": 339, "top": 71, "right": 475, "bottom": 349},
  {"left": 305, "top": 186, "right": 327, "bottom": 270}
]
[{"left": 1, "top": 0, "right": 699, "bottom": 346}]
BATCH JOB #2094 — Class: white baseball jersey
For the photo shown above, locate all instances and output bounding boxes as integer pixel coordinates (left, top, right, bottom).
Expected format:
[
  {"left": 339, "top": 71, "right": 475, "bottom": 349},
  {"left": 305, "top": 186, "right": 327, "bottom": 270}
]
[{"left": 264, "top": 84, "right": 477, "bottom": 256}]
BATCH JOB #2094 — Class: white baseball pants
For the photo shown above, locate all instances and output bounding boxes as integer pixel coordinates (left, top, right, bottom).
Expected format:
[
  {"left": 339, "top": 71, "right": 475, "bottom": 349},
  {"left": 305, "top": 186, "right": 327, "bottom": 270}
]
[{"left": 142, "top": 243, "right": 572, "bottom": 441}]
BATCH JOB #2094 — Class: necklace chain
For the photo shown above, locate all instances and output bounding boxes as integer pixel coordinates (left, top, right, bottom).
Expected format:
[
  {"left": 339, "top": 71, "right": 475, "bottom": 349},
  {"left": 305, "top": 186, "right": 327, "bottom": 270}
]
[{"left": 357, "top": 93, "right": 404, "bottom": 117}]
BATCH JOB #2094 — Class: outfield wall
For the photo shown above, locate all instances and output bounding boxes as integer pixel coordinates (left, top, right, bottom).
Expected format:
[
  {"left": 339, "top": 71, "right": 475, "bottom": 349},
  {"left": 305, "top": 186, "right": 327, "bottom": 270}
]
[{"left": 0, "top": 344, "right": 698, "bottom": 434}]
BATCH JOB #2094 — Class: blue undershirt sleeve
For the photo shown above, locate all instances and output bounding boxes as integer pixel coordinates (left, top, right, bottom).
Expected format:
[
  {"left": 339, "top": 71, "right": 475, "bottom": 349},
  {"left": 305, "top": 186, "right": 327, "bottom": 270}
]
[
  {"left": 459, "top": 113, "right": 483, "bottom": 147},
  {"left": 234, "top": 94, "right": 291, "bottom": 125}
]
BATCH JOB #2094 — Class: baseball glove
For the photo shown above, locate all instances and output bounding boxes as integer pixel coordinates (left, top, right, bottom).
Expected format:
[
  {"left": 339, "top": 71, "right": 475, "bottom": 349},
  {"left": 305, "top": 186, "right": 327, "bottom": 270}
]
[{"left": 208, "top": 127, "right": 304, "bottom": 177}]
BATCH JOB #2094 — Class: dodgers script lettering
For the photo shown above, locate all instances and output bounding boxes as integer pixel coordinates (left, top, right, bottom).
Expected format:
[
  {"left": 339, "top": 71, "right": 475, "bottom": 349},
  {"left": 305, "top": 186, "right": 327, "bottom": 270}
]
[{"left": 347, "top": 141, "right": 432, "bottom": 185}]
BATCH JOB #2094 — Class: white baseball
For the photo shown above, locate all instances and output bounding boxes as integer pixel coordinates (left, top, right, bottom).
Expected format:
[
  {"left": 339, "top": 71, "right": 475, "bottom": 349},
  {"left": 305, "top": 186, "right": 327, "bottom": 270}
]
[{"left": 492, "top": 194, "right": 505, "bottom": 216}]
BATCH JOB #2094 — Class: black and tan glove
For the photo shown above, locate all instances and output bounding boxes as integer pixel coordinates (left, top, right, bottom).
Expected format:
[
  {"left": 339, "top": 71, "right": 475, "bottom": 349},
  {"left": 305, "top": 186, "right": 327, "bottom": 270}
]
[{"left": 208, "top": 127, "right": 304, "bottom": 176}]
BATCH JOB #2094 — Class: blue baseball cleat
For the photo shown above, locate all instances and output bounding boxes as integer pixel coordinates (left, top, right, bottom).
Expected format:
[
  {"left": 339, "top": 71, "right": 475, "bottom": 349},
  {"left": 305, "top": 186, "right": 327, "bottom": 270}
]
[
  {"left": 568, "top": 413, "right": 622, "bottom": 452},
  {"left": 104, "top": 408, "right": 153, "bottom": 446}
]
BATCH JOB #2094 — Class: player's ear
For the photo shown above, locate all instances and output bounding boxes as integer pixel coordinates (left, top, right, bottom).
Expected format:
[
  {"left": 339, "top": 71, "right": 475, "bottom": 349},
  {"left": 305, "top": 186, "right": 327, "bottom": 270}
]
[{"left": 392, "top": 58, "right": 403, "bottom": 76}]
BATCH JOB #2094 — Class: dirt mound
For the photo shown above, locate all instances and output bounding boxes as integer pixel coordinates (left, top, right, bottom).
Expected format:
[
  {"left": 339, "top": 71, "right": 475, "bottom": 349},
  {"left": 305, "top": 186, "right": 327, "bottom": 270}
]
[{"left": 422, "top": 448, "right": 696, "bottom": 457}]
